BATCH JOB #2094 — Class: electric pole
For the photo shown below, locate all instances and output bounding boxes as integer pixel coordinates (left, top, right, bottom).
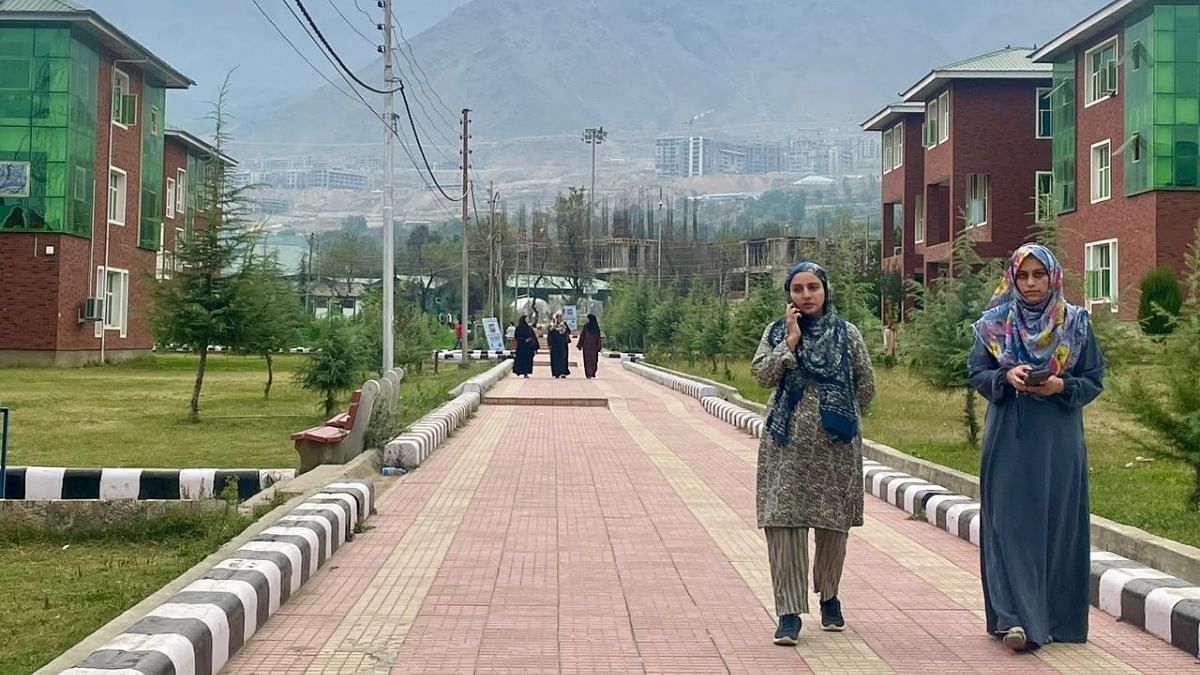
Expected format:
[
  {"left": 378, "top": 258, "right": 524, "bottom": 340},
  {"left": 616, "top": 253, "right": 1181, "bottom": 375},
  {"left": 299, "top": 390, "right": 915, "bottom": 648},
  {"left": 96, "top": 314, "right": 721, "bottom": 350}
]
[
  {"left": 460, "top": 108, "right": 471, "bottom": 368},
  {"left": 381, "top": 0, "right": 395, "bottom": 373},
  {"left": 657, "top": 186, "right": 664, "bottom": 288},
  {"left": 581, "top": 126, "right": 607, "bottom": 277}
]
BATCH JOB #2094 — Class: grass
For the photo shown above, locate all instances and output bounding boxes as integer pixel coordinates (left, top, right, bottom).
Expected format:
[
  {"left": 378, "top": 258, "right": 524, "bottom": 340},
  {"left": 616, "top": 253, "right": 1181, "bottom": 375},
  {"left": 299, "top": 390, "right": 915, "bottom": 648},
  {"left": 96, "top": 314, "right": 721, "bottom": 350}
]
[
  {"left": 1, "top": 353, "right": 489, "bottom": 468},
  {"left": 0, "top": 507, "right": 255, "bottom": 675},
  {"left": 654, "top": 357, "right": 1200, "bottom": 550}
]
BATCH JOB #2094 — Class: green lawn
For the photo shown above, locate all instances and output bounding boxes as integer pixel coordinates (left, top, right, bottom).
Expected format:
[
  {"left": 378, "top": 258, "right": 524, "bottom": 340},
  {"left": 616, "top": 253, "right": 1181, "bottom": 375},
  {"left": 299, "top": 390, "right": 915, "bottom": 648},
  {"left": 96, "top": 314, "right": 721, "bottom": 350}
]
[
  {"left": 654, "top": 357, "right": 1200, "bottom": 550},
  {"left": 0, "top": 509, "right": 254, "bottom": 675},
  {"left": 1, "top": 353, "right": 488, "bottom": 468}
]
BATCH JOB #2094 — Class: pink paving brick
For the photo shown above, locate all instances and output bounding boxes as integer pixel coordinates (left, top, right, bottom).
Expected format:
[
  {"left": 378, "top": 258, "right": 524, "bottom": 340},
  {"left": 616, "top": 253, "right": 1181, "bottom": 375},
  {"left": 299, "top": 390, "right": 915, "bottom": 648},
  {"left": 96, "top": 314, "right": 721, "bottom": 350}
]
[{"left": 222, "top": 365, "right": 1200, "bottom": 674}]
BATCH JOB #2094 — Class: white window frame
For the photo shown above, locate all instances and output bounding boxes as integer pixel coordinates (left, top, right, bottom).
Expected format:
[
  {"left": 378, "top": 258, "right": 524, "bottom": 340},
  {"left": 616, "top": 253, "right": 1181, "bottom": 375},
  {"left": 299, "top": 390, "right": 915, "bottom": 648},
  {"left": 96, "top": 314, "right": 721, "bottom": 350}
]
[
  {"left": 925, "top": 98, "right": 940, "bottom": 150},
  {"left": 891, "top": 202, "right": 903, "bottom": 256},
  {"left": 892, "top": 122, "right": 903, "bottom": 169},
  {"left": 94, "top": 266, "right": 129, "bottom": 338},
  {"left": 149, "top": 105, "right": 159, "bottom": 135},
  {"left": 1091, "top": 139, "right": 1112, "bottom": 203},
  {"left": 914, "top": 193, "right": 925, "bottom": 244},
  {"left": 176, "top": 168, "right": 187, "bottom": 213},
  {"left": 165, "top": 177, "right": 176, "bottom": 219},
  {"left": 111, "top": 68, "right": 130, "bottom": 128},
  {"left": 107, "top": 166, "right": 126, "bottom": 226},
  {"left": 1036, "top": 87, "right": 1053, "bottom": 139},
  {"left": 882, "top": 128, "right": 893, "bottom": 174},
  {"left": 938, "top": 91, "right": 950, "bottom": 143},
  {"left": 966, "top": 174, "right": 989, "bottom": 228},
  {"left": 1084, "top": 238, "right": 1119, "bottom": 310},
  {"left": 1085, "top": 36, "right": 1119, "bottom": 107},
  {"left": 1035, "top": 171, "right": 1054, "bottom": 222}
]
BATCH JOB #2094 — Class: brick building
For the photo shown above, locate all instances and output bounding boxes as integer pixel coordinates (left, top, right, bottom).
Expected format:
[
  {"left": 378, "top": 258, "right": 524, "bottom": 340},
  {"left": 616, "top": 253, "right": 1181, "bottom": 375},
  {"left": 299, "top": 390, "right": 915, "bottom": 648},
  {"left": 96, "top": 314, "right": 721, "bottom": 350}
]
[
  {"left": 0, "top": 0, "right": 197, "bottom": 365},
  {"left": 1032, "top": 1, "right": 1200, "bottom": 320}
]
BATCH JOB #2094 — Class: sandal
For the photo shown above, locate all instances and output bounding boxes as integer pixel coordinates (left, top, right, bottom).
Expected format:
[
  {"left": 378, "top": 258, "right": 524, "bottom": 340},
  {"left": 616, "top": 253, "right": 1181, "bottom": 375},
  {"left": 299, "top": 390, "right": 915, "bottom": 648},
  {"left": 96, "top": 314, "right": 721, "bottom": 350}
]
[{"left": 1002, "top": 626, "right": 1028, "bottom": 652}]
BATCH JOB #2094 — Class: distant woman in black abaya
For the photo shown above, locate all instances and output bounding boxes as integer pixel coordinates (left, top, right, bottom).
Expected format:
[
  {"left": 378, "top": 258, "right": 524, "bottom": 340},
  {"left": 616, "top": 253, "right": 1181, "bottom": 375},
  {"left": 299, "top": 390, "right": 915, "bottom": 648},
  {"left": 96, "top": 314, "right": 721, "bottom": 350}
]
[
  {"left": 548, "top": 311, "right": 572, "bottom": 378},
  {"left": 513, "top": 315, "right": 537, "bottom": 378}
]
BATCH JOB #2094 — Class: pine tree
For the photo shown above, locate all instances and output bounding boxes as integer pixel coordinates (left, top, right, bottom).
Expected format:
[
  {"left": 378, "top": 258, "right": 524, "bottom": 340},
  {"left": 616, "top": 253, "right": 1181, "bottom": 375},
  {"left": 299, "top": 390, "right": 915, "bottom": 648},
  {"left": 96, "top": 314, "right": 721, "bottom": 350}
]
[{"left": 233, "top": 247, "right": 301, "bottom": 398}]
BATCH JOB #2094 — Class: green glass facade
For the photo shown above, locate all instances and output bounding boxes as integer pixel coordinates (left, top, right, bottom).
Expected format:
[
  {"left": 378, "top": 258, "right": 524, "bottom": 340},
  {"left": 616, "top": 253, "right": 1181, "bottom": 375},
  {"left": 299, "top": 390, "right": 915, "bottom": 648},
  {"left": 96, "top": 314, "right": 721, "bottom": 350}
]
[
  {"left": 0, "top": 27, "right": 97, "bottom": 237},
  {"left": 1052, "top": 57, "right": 1077, "bottom": 213},
  {"left": 139, "top": 84, "right": 164, "bottom": 249},
  {"left": 1125, "top": 8, "right": 1154, "bottom": 194},
  {"left": 1146, "top": 4, "right": 1200, "bottom": 189}
]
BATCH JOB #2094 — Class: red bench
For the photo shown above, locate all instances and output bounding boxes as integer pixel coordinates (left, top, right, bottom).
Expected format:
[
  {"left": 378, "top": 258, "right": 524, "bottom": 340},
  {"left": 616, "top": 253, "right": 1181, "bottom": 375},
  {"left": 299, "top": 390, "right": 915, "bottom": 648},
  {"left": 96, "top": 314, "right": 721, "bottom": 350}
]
[{"left": 291, "top": 390, "right": 361, "bottom": 444}]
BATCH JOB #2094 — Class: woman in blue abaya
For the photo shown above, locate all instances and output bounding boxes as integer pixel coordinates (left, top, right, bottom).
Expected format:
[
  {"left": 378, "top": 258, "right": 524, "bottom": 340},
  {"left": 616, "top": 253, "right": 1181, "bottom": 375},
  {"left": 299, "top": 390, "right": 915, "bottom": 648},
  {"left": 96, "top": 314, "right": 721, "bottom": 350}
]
[{"left": 968, "top": 243, "right": 1105, "bottom": 651}]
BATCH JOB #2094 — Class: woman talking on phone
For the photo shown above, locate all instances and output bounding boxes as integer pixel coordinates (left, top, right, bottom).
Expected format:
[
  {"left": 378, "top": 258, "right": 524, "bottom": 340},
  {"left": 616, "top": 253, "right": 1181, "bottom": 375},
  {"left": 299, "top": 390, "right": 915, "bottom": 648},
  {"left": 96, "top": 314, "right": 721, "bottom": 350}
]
[
  {"left": 969, "top": 243, "right": 1105, "bottom": 652},
  {"left": 751, "top": 262, "right": 875, "bottom": 645}
]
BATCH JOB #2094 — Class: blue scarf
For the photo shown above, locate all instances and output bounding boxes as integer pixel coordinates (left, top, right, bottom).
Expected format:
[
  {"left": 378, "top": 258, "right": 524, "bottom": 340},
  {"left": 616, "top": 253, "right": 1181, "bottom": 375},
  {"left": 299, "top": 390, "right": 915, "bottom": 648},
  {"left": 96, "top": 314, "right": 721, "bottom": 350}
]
[{"left": 764, "top": 263, "right": 859, "bottom": 446}]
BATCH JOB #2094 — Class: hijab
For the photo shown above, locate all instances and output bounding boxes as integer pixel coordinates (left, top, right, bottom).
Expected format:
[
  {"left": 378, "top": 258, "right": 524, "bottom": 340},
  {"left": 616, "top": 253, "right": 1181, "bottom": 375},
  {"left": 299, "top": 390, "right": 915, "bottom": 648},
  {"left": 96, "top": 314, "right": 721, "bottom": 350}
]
[
  {"left": 971, "top": 243, "right": 1089, "bottom": 374},
  {"left": 585, "top": 314, "right": 600, "bottom": 335},
  {"left": 764, "top": 262, "right": 859, "bottom": 445}
]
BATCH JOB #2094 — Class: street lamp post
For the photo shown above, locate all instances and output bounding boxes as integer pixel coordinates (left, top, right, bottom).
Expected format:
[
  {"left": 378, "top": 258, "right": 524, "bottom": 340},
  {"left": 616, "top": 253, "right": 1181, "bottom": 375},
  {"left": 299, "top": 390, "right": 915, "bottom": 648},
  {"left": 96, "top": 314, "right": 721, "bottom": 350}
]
[{"left": 581, "top": 126, "right": 607, "bottom": 268}]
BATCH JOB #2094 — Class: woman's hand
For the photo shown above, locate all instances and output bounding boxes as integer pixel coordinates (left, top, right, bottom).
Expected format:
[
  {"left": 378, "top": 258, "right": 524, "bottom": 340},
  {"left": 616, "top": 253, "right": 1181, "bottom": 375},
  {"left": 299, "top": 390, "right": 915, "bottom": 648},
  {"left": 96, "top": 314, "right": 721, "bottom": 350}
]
[
  {"left": 786, "top": 305, "right": 802, "bottom": 351},
  {"left": 1006, "top": 364, "right": 1032, "bottom": 391}
]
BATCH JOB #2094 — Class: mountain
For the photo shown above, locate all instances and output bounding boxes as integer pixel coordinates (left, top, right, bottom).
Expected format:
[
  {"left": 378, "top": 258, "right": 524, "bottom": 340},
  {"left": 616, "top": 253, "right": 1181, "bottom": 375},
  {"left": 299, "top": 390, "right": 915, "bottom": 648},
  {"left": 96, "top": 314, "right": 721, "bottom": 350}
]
[{"left": 236, "top": 0, "right": 1103, "bottom": 148}]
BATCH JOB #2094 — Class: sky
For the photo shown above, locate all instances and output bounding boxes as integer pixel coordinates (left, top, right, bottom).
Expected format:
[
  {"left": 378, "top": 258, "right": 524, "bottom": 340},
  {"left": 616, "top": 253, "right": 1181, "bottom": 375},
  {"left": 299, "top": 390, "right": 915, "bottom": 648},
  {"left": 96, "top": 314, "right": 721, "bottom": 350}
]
[{"left": 84, "top": 0, "right": 469, "bottom": 131}]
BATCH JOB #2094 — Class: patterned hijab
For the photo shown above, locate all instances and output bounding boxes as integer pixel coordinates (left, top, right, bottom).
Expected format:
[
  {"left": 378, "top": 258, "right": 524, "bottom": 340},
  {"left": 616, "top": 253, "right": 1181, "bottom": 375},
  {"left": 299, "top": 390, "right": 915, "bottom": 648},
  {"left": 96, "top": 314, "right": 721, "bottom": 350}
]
[
  {"left": 764, "top": 262, "right": 860, "bottom": 446},
  {"left": 971, "top": 243, "right": 1090, "bottom": 374}
]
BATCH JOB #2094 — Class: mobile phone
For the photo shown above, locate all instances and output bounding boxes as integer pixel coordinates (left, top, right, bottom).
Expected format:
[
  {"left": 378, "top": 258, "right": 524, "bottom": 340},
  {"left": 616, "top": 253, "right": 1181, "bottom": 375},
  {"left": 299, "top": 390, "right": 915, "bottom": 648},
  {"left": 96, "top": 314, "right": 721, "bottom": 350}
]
[{"left": 1024, "top": 368, "right": 1052, "bottom": 386}]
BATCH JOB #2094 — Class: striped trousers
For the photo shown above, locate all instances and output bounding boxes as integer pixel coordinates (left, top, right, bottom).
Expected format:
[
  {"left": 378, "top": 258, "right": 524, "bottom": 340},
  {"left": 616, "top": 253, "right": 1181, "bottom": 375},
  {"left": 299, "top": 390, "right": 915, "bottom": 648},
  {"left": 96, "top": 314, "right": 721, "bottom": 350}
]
[{"left": 765, "top": 527, "right": 849, "bottom": 616}]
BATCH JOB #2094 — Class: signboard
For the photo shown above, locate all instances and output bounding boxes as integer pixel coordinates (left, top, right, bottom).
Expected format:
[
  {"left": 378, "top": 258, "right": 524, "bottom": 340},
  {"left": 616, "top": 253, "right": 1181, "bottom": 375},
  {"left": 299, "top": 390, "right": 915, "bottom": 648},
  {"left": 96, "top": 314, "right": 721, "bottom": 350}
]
[
  {"left": 562, "top": 305, "right": 578, "bottom": 331},
  {"left": 482, "top": 317, "right": 505, "bottom": 351}
]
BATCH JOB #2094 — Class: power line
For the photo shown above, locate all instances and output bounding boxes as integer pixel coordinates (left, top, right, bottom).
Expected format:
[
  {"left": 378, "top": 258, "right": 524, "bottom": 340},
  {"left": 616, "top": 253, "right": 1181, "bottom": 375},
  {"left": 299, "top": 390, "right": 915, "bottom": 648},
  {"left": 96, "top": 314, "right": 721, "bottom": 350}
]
[
  {"left": 292, "top": 0, "right": 400, "bottom": 94},
  {"left": 250, "top": 0, "right": 358, "bottom": 102},
  {"left": 398, "top": 80, "right": 463, "bottom": 202},
  {"left": 389, "top": 50, "right": 459, "bottom": 162},
  {"left": 392, "top": 18, "right": 458, "bottom": 122},
  {"left": 324, "top": 0, "right": 376, "bottom": 45}
]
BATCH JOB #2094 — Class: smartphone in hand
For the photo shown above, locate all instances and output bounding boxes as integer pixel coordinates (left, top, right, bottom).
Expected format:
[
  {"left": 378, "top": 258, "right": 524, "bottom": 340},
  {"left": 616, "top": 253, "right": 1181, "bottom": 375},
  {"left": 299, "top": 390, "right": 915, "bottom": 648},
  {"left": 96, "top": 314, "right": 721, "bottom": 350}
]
[{"left": 1024, "top": 368, "right": 1052, "bottom": 386}]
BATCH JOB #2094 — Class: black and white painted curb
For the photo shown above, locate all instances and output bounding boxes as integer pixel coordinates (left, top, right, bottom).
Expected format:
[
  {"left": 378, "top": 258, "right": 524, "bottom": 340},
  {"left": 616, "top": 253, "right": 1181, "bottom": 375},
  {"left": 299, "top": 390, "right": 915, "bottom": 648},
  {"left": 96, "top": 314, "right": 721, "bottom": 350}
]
[
  {"left": 602, "top": 351, "right": 643, "bottom": 361},
  {"left": 436, "top": 349, "right": 513, "bottom": 361},
  {"left": 385, "top": 360, "right": 512, "bottom": 469},
  {"left": 621, "top": 360, "right": 718, "bottom": 399},
  {"left": 59, "top": 480, "right": 374, "bottom": 675},
  {"left": 624, "top": 361, "right": 1200, "bottom": 659},
  {"left": 3, "top": 467, "right": 295, "bottom": 501}
]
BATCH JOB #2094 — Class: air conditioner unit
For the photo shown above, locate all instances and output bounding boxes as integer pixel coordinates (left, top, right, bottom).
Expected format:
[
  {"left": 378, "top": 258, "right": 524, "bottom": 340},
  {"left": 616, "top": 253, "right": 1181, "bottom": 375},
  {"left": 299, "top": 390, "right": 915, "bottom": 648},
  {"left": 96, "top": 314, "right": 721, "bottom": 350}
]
[{"left": 82, "top": 297, "right": 104, "bottom": 321}]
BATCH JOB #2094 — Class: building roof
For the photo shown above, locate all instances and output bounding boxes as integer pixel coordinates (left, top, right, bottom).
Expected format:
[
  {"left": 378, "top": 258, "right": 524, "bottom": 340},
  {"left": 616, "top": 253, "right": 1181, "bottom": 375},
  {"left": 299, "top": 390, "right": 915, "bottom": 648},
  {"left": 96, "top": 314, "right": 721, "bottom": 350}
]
[
  {"left": 900, "top": 47, "right": 1051, "bottom": 102},
  {"left": 1030, "top": 0, "right": 1143, "bottom": 62},
  {"left": 861, "top": 101, "right": 925, "bottom": 131},
  {"left": 165, "top": 129, "right": 238, "bottom": 167},
  {"left": 0, "top": 0, "right": 193, "bottom": 88}
]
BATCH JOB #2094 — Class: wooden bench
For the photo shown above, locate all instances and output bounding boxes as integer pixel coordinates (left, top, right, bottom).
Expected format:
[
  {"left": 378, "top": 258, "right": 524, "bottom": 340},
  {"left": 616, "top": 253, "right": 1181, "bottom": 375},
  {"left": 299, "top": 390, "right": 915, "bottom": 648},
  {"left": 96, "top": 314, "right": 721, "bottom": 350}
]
[{"left": 291, "top": 384, "right": 379, "bottom": 472}]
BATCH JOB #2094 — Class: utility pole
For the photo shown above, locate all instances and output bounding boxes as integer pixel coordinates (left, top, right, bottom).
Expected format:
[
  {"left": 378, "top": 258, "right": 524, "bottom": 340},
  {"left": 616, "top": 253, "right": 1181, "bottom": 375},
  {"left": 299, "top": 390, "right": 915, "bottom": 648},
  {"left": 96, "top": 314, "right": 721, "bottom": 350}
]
[
  {"left": 460, "top": 108, "right": 471, "bottom": 368},
  {"left": 380, "top": 0, "right": 395, "bottom": 373},
  {"left": 657, "top": 186, "right": 664, "bottom": 288},
  {"left": 489, "top": 183, "right": 500, "bottom": 319}
]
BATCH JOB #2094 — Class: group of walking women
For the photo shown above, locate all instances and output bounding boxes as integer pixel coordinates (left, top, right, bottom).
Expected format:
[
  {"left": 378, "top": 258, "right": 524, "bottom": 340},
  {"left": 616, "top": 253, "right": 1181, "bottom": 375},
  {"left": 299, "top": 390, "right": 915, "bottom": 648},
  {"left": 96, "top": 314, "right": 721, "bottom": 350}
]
[
  {"left": 511, "top": 311, "right": 603, "bottom": 379},
  {"left": 755, "top": 243, "right": 1103, "bottom": 652}
]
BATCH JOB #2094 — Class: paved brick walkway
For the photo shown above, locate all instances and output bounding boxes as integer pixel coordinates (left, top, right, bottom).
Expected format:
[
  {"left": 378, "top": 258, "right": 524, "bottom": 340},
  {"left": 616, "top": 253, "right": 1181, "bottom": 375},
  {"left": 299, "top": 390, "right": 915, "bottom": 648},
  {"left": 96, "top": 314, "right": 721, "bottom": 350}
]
[{"left": 225, "top": 365, "right": 1197, "bottom": 674}]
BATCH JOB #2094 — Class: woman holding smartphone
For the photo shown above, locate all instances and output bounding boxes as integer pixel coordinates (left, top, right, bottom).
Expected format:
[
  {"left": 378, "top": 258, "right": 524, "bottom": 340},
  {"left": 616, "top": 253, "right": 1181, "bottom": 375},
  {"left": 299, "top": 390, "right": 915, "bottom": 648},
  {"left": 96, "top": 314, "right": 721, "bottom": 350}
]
[
  {"left": 751, "top": 262, "right": 875, "bottom": 645},
  {"left": 969, "top": 243, "right": 1105, "bottom": 652}
]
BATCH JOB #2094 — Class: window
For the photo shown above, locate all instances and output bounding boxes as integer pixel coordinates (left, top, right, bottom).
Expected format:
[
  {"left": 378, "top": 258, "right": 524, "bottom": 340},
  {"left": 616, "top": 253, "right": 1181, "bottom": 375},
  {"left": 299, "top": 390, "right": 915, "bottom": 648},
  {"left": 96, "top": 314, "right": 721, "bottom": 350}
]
[
  {"left": 1035, "top": 171, "right": 1054, "bottom": 222},
  {"left": 94, "top": 267, "right": 129, "bottom": 338},
  {"left": 890, "top": 202, "right": 903, "bottom": 256},
  {"left": 938, "top": 91, "right": 950, "bottom": 143},
  {"left": 111, "top": 68, "right": 137, "bottom": 126},
  {"left": 107, "top": 167, "right": 126, "bottom": 225},
  {"left": 1091, "top": 140, "right": 1111, "bottom": 203},
  {"left": 1036, "top": 88, "right": 1053, "bottom": 138},
  {"left": 1130, "top": 39, "right": 1142, "bottom": 71},
  {"left": 149, "top": 106, "right": 159, "bottom": 135},
  {"left": 1084, "top": 239, "right": 1118, "bottom": 308},
  {"left": 1085, "top": 37, "right": 1118, "bottom": 106},
  {"left": 892, "top": 122, "right": 903, "bottom": 169},
  {"left": 176, "top": 169, "right": 187, "bottom": 213},
  {"left": 914, "top": 193, "right": 925, "bottom": 244},
  {"left": 165, "top": 177, "right": 176, "bottom": 218},
  {"left": 925, "top": 98, "right": 939, "bottom": 148},
  {"left": 966, "top": 174, "right": 989, "bottom": 227},
  {"left": 156, "top": 225, "right": 168, "bottom": 280},
  {"left": 883, "top": 128, "right": 893, "bottom": 173}
]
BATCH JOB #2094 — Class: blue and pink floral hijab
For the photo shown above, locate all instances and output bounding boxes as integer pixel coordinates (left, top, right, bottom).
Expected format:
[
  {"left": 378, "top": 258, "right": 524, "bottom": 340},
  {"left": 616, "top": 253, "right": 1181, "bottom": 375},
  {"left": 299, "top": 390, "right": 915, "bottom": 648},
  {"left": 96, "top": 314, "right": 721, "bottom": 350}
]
[{"left": 971, "top": 243, "right": 1090, "bottom": 374}]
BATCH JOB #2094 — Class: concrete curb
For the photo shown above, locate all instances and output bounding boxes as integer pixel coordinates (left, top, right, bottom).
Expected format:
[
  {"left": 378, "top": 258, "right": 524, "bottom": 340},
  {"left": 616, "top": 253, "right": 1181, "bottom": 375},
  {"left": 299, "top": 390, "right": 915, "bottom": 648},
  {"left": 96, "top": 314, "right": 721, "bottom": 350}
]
[
  {"left": 628, "top": 359, "right": 1200, "bottom": 659},
  {"left": 621, "top": 360, "right": 717, "bottom": 399},
  {"left": 55, "top": 479, "right": 376, "bottom": 675},
  {"left": 3, "top": 467, "right": 295, "bottom": 501}
]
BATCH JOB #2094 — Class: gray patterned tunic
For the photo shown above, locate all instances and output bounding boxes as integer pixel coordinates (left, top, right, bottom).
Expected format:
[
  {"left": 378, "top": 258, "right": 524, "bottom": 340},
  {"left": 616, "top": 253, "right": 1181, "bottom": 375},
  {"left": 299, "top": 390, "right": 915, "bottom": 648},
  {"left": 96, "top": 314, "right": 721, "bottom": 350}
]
[{"left": 752, "top": 321, "right": 875, "bottom": 531}]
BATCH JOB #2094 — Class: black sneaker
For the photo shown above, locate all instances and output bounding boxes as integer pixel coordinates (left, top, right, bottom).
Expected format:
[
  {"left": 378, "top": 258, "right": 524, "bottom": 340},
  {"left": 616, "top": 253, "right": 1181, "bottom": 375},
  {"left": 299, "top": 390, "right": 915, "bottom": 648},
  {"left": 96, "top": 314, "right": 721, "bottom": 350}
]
[
  {"left": 773, "top": 613, "right": 801, "bottom": 645},
  {"left": 820, "top": 597, "right": 845, "bottom": 631}
]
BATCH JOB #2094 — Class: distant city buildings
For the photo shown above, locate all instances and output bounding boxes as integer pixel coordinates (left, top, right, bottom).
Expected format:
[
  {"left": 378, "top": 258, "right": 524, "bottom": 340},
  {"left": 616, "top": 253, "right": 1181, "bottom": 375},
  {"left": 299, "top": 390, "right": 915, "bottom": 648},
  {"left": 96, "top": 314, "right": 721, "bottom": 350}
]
[
  {"left": 655, "top": 133, "right": 880, "bottom": 177},
  {"left": 235, "top": 157, "right": 369, "bottom": 191}
]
